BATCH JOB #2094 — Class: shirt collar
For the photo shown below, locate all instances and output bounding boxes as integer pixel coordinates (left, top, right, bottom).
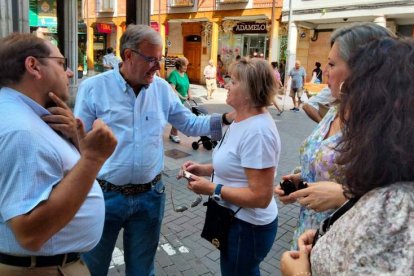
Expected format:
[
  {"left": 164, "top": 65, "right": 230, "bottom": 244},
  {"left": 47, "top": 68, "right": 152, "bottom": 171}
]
[
  {"left": 1, "top": 87, "right": 51, "bottom": 117},
  {"left": 114, "top": 63, "right": 150, "bottom": 93}
]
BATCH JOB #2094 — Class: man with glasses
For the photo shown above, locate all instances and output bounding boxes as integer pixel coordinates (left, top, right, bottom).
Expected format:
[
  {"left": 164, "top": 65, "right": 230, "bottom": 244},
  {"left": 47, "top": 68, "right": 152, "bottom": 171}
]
[
  {"left": 0, "top": 33, "right": 117, "bottom": 275},
  {"left": 75, "top": 24, "right": 230, "bottom": 276}
]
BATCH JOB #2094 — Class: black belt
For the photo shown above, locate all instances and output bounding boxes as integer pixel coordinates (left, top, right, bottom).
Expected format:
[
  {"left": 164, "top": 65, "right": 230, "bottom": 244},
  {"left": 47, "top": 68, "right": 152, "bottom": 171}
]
[
  {"left": 0, "top": 252, "right": 80, "bottom": 267},
  {"left": 97, "top": 173, "right": 162, "bottom": 196}
]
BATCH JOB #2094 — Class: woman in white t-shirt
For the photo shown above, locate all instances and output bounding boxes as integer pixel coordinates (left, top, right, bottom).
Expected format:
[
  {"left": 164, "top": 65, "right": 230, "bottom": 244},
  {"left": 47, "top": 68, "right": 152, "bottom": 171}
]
[{"left": 181, "top": 58, "right": 281, "bottom": 275}]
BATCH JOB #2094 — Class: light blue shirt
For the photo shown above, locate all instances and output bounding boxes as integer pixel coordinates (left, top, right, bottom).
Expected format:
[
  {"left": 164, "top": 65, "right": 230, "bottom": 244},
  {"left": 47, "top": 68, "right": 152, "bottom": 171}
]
[
  {"left": 103, "top": 53, "right": 121, "bottom": 69},
  {"left": 74, "top": 65, "right": 222, "bottom": 185},
  {"left": 307, "top": 88, "right": 335, "bottom": 110},
  {"left": 0, "top": 87, "right": 105, "bottom": 255},
  {"left": 289, "top": 67, "right": 306, "bottom": 89}
]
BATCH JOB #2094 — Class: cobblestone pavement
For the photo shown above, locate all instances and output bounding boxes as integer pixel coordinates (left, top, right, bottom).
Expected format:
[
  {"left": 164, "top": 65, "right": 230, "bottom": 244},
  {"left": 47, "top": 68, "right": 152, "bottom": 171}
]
[{"left": 103, "top": 84, "right": 316, "bottom": 276}]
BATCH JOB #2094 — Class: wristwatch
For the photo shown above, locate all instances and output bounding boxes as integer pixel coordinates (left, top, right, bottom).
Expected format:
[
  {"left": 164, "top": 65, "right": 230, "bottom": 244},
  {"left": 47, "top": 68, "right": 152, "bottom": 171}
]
[{"left": 213, "top": 184, "right": 223, "bottom": 201}]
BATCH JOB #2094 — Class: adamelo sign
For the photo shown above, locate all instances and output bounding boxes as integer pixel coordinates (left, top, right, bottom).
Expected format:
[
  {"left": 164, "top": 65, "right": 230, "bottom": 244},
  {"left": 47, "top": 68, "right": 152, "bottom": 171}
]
[{"left": 233, "top": 22, "right": 267, "bottom": 34}]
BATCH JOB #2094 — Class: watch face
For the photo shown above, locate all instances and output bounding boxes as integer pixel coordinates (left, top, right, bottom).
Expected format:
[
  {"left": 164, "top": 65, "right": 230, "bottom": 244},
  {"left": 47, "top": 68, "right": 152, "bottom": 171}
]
[{"left": 213, "top": 194, "right": 221, "bottom": 201}]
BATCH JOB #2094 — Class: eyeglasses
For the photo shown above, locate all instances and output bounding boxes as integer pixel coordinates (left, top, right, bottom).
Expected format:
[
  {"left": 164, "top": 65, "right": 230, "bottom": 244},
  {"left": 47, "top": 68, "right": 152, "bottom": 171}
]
[
  {"left": 34, "top": 56, "right": 68, "bottom": 71},
  {"left": 130, "top": 49, "right": 164, "bottom": 65}
]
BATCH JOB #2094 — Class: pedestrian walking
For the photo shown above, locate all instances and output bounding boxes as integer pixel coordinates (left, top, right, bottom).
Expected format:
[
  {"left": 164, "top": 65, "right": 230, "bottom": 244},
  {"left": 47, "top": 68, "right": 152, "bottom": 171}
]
[
  {"left": 271, "top": 61, "right": 284, "bottom": 115},
  {"left": 168, "top": 56, "right": 191, "bottom": 143},
  {"left": 287, "top": 60, "right": 306, "bottom": 111},
  {"left": 204, "top": 59, "right": 217, "bottom": 100},
  {"left": 103, "top": 47, "right": 121, "bottom": 70}
]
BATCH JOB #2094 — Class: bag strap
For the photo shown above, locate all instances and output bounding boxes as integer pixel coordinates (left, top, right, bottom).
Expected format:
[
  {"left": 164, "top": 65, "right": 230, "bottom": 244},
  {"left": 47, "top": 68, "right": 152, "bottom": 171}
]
[
  {"left": 210, "top": 127, "right": 241, "bottom": 214},
  {"left": 312, "top": 197, "right": 358, "bottom": 247},
  {"left": 316, "top": 70, "right": 321, "bottom": 79},
  {"left": 320, "top": 198, "right": 358, "bottom": 236}
]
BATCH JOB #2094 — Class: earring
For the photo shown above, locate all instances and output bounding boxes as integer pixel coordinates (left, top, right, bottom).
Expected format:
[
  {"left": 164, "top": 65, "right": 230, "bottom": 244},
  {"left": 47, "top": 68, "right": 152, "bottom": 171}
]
[{"left": 339, "top": 81, "right": 345, "bottom": 94}]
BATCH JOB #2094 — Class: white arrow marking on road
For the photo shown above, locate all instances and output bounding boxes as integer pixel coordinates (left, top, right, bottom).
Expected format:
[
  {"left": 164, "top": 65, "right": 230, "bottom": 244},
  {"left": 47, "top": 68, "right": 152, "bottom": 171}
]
[
  {"left": 109, "top": 247, "right": 125, "bottom": 268},
  {"left": 108, "top": 241, "right": 191, "bottom": 269},
  {"left": 160, "top": 243, "right": 177, "bottom": 255},
  {"left": 178, "top": 246, "right": 189, "bottom": 253}
]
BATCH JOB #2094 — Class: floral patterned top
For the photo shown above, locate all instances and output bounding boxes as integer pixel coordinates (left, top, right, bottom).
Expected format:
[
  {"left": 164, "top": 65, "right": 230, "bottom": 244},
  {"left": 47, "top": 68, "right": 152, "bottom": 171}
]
[
  {"left": 291, "top": 106, "right": 346, "bottom": 249},
  {"left": 311, "top": 182, "right": 414, "bottom": 275}
]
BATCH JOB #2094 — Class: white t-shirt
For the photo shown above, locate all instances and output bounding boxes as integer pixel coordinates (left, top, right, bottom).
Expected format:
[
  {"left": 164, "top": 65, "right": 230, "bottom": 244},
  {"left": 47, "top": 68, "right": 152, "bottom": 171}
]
[{"left": 212, "top": 112, "right": 280, "bottom": 225}]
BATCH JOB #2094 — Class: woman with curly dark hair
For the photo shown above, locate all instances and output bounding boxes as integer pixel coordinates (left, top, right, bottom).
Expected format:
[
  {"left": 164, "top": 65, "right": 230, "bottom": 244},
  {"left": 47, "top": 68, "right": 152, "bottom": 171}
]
[
  {"left": 275, "top": 22, "right": 396, "bottom": 250},
  {"left": 281, "top": 37, "right": 414, "bottom": 275}
]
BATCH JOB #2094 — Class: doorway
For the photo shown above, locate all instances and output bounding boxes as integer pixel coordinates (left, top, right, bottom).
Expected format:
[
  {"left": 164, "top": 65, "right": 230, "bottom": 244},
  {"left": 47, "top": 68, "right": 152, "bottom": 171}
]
[{"left": 183, "top": 35, "right": 201, "bottom": 83}]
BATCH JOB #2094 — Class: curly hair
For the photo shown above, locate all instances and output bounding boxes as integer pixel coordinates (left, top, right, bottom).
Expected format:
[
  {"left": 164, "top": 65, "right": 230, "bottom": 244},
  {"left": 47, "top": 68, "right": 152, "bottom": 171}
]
[
  {"left": 228, "top": 58, "right": 277, "bottom": 107},
  {"left": 174, "top": 57, "right": 188, "bottom": 70},
  {"left": 337, "top": 37, "right": 414, "bottom": 198}
]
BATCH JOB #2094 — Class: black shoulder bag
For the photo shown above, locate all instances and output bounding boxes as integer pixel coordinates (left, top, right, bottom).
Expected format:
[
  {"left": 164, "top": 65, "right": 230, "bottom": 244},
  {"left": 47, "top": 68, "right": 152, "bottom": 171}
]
[
  {"left": 201, "top": 128, "right": 241, "bottom": 251},
  {"left": 312, "top": 197, "right": 358, "bottom": 247}
]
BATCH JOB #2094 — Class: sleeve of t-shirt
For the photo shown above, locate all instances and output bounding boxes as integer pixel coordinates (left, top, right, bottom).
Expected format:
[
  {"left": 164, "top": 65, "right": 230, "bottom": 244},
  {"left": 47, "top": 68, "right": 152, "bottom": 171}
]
[
  {"left": 0, "top": 130, "right": 62, "bottom": 221},
  {"left": 168, "top": 70, "right": 178, "bottom": 86},
  {"left": 239, "top": 126, "right": 279, "bottom": 169}
]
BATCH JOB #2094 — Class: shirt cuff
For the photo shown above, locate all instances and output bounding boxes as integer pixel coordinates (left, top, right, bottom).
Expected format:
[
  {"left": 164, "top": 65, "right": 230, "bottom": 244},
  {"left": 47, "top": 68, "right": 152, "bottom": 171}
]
[{"left": 210, "top": 113, "right": 222, "bottom": 141}]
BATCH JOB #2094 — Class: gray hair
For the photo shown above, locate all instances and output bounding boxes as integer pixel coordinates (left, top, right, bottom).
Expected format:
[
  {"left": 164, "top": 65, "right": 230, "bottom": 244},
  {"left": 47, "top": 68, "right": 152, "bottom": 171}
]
[
  {"left": 330, "top": 22, "right": 396, "bottom": 62},
  {"left": 119, "top": 24, "right": 162, "bottom": 60}
]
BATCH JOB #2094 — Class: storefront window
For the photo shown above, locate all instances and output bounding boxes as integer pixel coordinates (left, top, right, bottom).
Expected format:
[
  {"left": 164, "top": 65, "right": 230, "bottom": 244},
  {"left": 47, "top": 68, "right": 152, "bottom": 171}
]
[
  {"left": 29, "top": 0, "right": 59, "bottom": 45},
  {"left": 93, "top": 33, "right": 106, "bottom": 72},
  {"left": 242, "top": 34, "right": 268, "bottom": 58}
]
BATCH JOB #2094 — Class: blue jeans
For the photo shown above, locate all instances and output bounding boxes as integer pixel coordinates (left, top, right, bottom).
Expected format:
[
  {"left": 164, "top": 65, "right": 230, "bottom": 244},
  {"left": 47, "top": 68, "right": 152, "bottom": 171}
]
[
  {"left": 220, "top": 217, "right": 278, "bottom": 276},
  {"left": 82, "top": 181, "right": 165, "bottom": 276}
]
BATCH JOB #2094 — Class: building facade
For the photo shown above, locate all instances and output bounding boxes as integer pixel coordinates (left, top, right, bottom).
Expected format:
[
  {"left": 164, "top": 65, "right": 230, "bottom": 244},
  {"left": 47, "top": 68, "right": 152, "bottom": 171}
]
[
  {"left": 282, "top": 0, "right": 414, "bottom": 82},
  {"left": 151, "top": 0, "right": 284, "bottom": 83},
  {"left": 0, "top": 0, "right": 150, "bottom": 102}
]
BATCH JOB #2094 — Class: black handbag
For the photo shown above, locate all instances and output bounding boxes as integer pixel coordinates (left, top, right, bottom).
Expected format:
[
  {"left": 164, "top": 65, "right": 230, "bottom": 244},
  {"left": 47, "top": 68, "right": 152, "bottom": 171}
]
[
  {"left": 200, "top": 128, "right": 241, "bottom": 251},
  {"left": 201, "top": 197, "right": 241, "bottom": 251}
]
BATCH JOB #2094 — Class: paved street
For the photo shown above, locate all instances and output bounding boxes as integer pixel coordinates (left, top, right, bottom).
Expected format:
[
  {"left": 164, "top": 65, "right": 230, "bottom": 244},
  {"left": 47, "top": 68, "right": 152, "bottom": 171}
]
[{"left": 102, "top": 84, "right": 316, "bottom": 276}]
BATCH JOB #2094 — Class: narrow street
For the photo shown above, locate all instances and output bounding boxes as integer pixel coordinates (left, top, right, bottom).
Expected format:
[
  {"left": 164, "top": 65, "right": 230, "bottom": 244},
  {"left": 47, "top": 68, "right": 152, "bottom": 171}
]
[{"left": 107, "top": 84, "right": 316, "bottom": 275}]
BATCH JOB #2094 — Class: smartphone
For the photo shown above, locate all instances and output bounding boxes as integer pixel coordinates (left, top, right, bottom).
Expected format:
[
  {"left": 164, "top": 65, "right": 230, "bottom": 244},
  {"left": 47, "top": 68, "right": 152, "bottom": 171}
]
[
  {"left": 280, "top": 179, "right": 308, "bottom": 196},
  {"left": 182, "top": 170, "right": 194, "bottom": 181}
]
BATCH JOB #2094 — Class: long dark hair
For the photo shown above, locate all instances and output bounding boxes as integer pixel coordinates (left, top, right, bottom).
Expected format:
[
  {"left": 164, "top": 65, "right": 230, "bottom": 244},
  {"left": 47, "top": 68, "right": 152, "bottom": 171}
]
[{"left": 337, "top": 37, "right": 414, "bottom": 198}]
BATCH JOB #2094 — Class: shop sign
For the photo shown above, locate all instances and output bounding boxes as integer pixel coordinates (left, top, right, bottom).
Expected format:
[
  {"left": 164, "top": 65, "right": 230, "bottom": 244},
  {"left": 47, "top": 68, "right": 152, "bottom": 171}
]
[
  {"left": 151, "top": 22, "right": 159, "bottom": 32},
  {"left": 233, "top": 22, "right": 267, "bottom": 34},
  {"left": 96, "top": 23, "right": 113, "bottom": 34},
  {"left": 38, "top": 16, "right": 57, "bottom": 27},
  {"left": 170, "top": 0, "right": 194, "bottom": 7},
  {"left": 219, "top": 0, "right": 248, "bottom": 3}
]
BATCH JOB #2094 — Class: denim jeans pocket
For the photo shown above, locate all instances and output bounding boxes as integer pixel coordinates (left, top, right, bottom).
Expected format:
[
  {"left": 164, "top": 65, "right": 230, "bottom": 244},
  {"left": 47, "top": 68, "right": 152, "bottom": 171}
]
[{"left": 152, "top": 180, "right": 165, "bottom": 195}]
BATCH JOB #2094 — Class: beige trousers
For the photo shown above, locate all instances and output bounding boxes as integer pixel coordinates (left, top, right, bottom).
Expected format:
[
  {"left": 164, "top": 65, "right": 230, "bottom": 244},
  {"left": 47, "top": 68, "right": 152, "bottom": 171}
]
[
  {"left": 0, "top": 259, "right": 90, "bottom": 276},
  {"left": 206, "top": 78, "right": 217, "bottom": 99}
]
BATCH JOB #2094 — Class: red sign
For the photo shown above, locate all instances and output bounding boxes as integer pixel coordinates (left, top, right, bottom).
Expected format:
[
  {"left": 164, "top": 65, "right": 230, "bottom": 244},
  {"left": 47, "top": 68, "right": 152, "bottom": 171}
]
[
  {"left": 96, "top": 23, "right": 113, "bottom": 34},
  {"left": 151, "top": 22, "right": 159, "bottom": 32}
]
